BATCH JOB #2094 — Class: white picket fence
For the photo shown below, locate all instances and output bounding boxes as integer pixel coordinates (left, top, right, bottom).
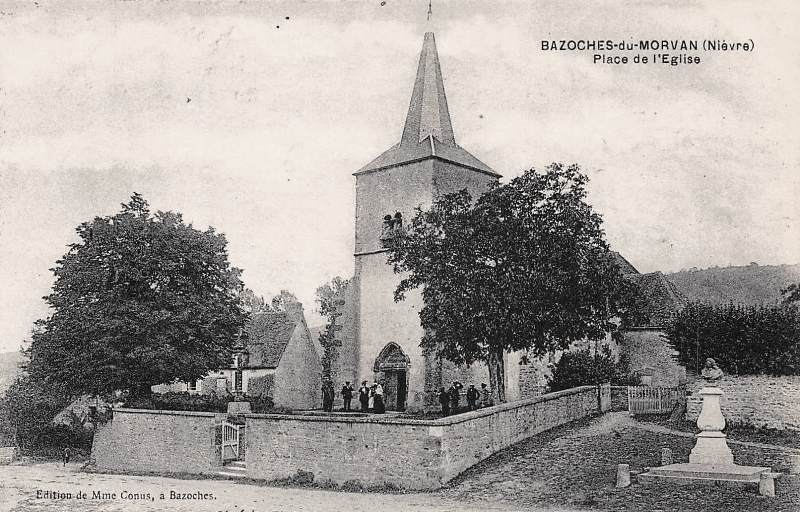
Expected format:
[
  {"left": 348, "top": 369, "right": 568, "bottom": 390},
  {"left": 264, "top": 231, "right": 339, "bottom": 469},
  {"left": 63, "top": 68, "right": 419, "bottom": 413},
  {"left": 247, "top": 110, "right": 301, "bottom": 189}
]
[
  {"left": 221, "top": 421, "right": 241, "bottom": 461},
  {"left": 627, "top": 386, "right": 685, "bottom": 414}
]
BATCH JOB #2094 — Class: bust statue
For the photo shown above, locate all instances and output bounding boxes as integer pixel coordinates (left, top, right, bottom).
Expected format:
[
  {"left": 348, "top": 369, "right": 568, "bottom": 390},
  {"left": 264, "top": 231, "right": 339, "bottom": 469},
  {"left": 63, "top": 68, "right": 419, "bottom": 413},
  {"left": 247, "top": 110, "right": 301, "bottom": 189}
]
[
  {"left": 381, "top": 214, "right": 394, "bottom": 238},
  {"left": 700, "top": 358, "right": 723, "bottom": 381},
  {"left": 393, "top": 212, "right": 403, "bottom": 229}
]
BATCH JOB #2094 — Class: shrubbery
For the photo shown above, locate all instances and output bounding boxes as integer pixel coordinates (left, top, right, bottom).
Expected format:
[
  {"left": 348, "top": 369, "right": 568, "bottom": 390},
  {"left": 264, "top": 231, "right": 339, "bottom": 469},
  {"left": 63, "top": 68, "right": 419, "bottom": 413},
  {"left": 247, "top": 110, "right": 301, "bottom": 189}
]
[
  {"left": 0, "top": 376, "right": 92, "bottom": 454},
  {"left": 547, "top": 345, "right": 638, "bottom": 392},
  {"left": 122, "top": 392, "right": 275, "bottom": 413},
  {"left": 666, "top": 302, "right": 800, "bottom": 376}
]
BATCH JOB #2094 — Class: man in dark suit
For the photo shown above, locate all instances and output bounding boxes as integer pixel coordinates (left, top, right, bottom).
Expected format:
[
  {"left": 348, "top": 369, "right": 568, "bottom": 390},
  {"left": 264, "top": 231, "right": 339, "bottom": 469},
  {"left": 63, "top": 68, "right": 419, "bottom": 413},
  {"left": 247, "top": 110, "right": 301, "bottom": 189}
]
[
  {"left": 448, "top": 381, "right": 463, "bottom": 414},
  {"left": 341, "top": 381, "right": 354, "bottom": 411},
  {"left": 438, "top": 387, "right": 450, "bottom": 416}
]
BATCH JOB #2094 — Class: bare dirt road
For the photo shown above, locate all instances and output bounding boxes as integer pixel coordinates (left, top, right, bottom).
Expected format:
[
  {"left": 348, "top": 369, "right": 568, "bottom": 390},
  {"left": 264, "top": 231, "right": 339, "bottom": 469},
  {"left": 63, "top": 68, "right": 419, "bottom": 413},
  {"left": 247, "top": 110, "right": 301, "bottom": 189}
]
[{"left": 0, "top": 462, "right": 576, "bottom": 512}]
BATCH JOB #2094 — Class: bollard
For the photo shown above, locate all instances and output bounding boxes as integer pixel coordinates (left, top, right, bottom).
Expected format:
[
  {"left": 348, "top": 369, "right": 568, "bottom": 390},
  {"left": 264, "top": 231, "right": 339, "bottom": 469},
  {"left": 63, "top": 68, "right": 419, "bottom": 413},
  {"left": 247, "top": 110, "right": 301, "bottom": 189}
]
[
  {"left": 788, "top": 454, "right": 800, "bottom": 475},
  {"left": 759, "top": 472, "right": 776, "bottom": 497},
  {"left": 661, "top": 448, "right": 673, "bottom": 466},
  {"left": 616, "top": 464, "right": 631, "bottom": 488}
]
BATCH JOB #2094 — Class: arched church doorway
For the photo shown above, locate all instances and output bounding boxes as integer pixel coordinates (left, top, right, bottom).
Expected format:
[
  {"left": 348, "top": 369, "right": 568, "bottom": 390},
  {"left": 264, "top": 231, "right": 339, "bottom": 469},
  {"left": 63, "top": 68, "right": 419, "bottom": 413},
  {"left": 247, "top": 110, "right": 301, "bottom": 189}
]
[{"left": 374, "top": 343, "right": 410, "bottom": 411}]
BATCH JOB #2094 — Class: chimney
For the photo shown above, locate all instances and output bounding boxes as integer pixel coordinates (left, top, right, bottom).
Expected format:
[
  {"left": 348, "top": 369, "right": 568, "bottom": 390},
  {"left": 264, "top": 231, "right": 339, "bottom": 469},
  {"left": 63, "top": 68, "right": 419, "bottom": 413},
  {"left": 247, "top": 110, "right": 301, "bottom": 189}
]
[{"left": 284, "top": 300, "right": 305, "bottom": 325}]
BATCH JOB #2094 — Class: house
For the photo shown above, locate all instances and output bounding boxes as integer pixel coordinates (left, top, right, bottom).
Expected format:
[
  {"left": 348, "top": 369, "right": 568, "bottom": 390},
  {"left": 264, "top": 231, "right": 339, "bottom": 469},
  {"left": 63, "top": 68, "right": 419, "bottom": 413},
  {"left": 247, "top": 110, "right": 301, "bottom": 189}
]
[
  {"left": 615, "top": 254, "right": 689, "bottom": 387},
  {"left": 153, "top": 302, "right": 322, "bottom": 410}
]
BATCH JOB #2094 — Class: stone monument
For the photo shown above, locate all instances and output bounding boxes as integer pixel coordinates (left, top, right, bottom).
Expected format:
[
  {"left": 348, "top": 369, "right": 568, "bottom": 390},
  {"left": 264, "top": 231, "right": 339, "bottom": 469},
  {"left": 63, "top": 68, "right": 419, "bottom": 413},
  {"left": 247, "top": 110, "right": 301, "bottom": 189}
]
[
  {"left": 638, "top": 358, "right": 778, "bottom": 495},
  {"left": 688, "top": 358, "right": 734, "bottom": 464}
]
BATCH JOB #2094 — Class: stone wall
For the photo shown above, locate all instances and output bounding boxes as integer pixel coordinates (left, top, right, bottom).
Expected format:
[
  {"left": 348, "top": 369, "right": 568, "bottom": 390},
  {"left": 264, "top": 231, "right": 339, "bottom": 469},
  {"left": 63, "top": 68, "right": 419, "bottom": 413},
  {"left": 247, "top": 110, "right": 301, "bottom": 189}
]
[
  {"left": 353, "top": 159, "right": 498, "bottom": 413},
  {"left": 515, "top": 354, "right": 550, "bottom": 400},
  {"left": 611, "top": 386, "right": 629, "bottom": 411},
  {"left": 685, "top": 375, "right": 800, "bottom": 430},
  {"left": 245, "top": 385, "right": 605, "bottom": 489},
  {"left": 91, "top": 409, "right": 222, "bottom": 474}
]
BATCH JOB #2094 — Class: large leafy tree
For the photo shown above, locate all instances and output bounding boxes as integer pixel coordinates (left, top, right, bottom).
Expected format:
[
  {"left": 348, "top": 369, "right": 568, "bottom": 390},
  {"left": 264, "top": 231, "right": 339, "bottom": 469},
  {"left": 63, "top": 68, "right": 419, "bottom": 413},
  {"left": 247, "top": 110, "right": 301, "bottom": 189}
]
[
  {"left": 384, "top": 164, "right": 639, "bottom": 402},
  {"left": 25, "top": 194, "right": 248, "bottom": 399}
]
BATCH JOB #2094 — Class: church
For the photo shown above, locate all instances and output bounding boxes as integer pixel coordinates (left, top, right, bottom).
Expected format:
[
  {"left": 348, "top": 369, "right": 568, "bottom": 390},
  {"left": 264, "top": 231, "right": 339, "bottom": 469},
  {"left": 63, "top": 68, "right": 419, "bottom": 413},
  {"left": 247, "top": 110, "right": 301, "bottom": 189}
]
[
  {"left": 336, "top": 32, "right": 511, "bottom": 412},
  {"left": 330, "top": 31, "right": 686, "bottom": 412}
]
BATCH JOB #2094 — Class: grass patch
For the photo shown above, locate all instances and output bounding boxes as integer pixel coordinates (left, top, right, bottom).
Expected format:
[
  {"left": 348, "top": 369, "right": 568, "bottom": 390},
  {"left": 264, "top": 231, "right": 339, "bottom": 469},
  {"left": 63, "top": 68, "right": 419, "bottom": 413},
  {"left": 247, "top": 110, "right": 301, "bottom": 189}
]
[{"left": 637, "top": 415, "right": 800, "bottom": 449}]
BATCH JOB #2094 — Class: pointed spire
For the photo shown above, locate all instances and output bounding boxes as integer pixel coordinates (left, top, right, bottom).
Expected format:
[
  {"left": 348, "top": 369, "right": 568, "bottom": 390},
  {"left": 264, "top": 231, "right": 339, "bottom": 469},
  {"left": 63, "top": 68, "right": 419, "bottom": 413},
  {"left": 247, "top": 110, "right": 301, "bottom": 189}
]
[{"left": 401, "top": 32, "right": 456, "bottom": 146}]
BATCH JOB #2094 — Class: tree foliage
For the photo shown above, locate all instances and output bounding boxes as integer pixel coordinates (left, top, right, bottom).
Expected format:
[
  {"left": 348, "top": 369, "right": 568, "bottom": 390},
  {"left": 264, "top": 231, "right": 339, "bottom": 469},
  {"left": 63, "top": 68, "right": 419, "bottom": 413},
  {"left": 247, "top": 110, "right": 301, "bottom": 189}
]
[
  {"left": 0, "top": 375, "right": 80, "bottom": 450},
  {"left": 271, "top": 289, "right": 300, "bottom": 312},
  {"left": 783, "top": 283, "right": 800, "bottom": 305},
  {"left": 24, "top": 194, "right": 248, "bottom": 399},
  {"left": 315, "top": 277, "right": 350, "bottom": 380},
  {"left": 239, "top": 287, "right": 271, "bottom": 314},
  {"left": 383, "top": 164, "right": 639, "bottom": 402},
  {"left": 547, "top": 345, "right": 638, "bottom": 392},
  {"left": 665, "top": 301, "right": 800, "bottom": 376}
]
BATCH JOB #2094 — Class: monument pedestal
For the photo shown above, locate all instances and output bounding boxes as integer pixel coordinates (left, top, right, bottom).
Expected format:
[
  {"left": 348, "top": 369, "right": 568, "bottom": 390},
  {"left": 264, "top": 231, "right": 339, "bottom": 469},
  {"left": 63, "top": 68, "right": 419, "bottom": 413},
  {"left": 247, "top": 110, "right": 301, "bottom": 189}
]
[
  {"left": 637, "top": 383, "right": 778, "bottom": 495},
  {"left": 639, "top": 463, "right": 769, "bottom": 489},
  {"left": 687, "top": 387, "right": 734, "bottom": 464},
  {"left": 689, "top": 431, "right": 734, "bottom": 464}
]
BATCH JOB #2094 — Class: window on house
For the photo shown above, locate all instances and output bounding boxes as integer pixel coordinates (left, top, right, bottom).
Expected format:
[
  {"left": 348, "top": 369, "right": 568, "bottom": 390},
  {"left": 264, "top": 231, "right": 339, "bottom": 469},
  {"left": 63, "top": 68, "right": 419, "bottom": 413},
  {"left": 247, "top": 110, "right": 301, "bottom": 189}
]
[{"left": 187, "top": 380, "right": 199, "bottom": 393}]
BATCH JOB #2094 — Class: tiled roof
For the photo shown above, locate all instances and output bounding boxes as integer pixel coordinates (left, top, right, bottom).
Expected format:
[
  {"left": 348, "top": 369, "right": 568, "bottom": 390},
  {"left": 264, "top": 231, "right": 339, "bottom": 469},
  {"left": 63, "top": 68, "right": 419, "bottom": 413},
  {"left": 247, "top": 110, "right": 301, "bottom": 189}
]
[
  {"left": 356, "top": 136, "right": 497, "bottom": 175},
  {"left": 356, "top": 32, "right": 499, "bottom": 177},
  {"left": 612, "top": 251, "right": 640, "bottom": 275},
  {"left": 244, "top": 312, "right": 297, "bottom": 369},
  {"left": 628, "top": 272, "right": 688, "bottom": 328}
]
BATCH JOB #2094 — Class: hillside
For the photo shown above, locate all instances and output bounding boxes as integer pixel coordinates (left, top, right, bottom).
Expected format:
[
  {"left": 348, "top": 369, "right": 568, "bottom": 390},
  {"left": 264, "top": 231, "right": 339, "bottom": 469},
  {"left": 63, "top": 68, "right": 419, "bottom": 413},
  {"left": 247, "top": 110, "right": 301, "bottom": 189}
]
[
  {"left": 0, "top": 351, "right": 22, "bottom": 396},
  {"left": 666, "top": 263, "right": 800, "bottom": 306}
]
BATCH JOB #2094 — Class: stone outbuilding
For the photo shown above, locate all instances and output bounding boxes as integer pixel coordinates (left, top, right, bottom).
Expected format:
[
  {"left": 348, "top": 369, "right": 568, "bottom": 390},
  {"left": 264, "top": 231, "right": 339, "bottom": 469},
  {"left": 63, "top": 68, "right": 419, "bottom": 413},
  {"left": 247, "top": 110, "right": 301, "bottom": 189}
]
[
  {"left": 153, "top": 302, "right": 322, "bottom": 410},
  {"left": 615, "top": 254, "right": 689, "bottom": 387}
]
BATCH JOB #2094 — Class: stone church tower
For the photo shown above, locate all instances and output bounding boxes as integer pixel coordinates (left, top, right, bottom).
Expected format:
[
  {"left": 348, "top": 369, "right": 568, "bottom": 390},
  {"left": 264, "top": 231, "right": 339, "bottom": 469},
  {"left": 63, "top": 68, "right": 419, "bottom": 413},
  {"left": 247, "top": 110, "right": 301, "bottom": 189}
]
[{"left": 350, "top": 32, "right": 501, "bottom": 411}]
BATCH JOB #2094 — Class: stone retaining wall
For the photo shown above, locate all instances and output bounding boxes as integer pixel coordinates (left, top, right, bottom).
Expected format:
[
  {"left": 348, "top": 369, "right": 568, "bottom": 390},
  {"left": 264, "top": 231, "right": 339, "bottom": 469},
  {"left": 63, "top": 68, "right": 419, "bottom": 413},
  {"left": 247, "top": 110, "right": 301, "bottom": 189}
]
[
  {"left": 685, "top": 375, "right": 800, "bottom": 430},
  {"left": 245, "top": 385, "right": 609, "bottom": 489},
  {"left": 91, "top": 409, "right": 223, "bottom": 474},
  {"left": 91, "top": 385, "right": 609, "bottom": 488}
]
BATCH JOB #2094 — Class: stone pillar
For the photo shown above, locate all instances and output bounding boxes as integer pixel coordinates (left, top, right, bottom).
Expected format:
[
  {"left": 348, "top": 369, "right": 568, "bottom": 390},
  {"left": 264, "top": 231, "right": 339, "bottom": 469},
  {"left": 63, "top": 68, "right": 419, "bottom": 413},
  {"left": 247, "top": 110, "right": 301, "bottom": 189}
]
[
  {"left": 759, "top": 472, "right": 776, "bottom": 497},
  {"left": 689, "top": 386, "right": 733, "bottom": 465},
  {"left": 209, "top": 423, "right": 223, "bottom": 468},
  {"left": 661, "top": 448, "right": 673, "bottom": 466},
  {"left": 616, "top": 464, "right": 631, "bottom": 488},
  {"left": 422, "top": 345, "right": 443, "bottom": 412}
]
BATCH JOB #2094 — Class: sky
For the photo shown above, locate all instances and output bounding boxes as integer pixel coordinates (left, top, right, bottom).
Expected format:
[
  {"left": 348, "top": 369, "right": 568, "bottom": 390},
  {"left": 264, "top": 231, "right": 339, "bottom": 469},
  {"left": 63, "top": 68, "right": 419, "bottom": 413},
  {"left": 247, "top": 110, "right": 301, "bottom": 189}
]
[{"left": 1, "top": 0, "right": 798, "bottom": 353}]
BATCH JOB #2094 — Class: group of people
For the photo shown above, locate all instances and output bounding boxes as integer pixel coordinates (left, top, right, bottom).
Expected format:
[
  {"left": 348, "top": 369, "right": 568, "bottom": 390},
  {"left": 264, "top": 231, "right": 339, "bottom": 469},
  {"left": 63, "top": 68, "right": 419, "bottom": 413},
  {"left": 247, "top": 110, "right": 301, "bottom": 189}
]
[
  {"left": 323, "top": 378, "right": 493, "bottom": 416},
  {"left": 322, "top": 379, "right": 386, "bottom": 414},
  {"left": 438, "top": 381, "right": 492, "bottom": 416}
]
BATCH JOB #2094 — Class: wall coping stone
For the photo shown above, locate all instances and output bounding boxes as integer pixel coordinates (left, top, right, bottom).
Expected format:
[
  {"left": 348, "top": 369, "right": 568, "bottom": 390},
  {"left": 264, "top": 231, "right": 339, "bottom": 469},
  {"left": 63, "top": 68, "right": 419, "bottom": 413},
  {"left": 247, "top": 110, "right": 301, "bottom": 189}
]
[
  {"left": 111, "top": 385, "right": 604, "bottom": 426},
  {"left": 113, "top": 408, "right": 218, "bottom": 418},
  {"left": 243, "top": 385, "right": 603, "bottom": 426}
]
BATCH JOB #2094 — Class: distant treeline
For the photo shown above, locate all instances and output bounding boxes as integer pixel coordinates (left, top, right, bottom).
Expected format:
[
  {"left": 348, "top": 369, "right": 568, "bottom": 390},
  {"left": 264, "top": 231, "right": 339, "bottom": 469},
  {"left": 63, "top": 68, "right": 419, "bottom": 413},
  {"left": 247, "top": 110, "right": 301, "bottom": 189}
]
[{"left": 667, "top": 263, "right": 800, "bottom": 306}]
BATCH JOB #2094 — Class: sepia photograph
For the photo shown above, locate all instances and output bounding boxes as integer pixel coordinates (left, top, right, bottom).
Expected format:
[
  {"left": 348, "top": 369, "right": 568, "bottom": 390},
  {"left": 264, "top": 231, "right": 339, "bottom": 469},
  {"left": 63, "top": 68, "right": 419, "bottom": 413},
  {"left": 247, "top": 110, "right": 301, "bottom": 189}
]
[{"left": 1, "top": 1, "right": 799, "bottom": 510}]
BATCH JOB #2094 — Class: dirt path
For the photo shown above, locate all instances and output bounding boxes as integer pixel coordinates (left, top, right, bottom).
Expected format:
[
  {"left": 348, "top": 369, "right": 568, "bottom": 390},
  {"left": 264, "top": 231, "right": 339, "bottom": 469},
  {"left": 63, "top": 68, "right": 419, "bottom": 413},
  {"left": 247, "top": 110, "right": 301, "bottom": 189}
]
[{"left": 0, "top": 462, "right": 575, "bottom": 512}]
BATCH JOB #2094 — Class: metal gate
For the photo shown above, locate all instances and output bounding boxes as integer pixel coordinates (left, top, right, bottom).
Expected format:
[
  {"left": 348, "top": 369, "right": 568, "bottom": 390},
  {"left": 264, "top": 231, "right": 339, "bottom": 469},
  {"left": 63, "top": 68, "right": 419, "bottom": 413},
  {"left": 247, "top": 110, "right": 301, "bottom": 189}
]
[
  {"left": 627, "top": 386, "right": 685, "bottom": 414},
  {"left": 221, "top": 421, "right": 241, "bottom": 461}
]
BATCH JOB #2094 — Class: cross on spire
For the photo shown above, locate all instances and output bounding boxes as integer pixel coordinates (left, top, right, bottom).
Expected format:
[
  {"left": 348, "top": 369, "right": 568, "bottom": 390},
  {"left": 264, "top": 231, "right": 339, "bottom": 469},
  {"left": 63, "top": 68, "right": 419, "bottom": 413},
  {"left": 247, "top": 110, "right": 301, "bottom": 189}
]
[{"left": 427, "top": 1, "right": 432, "bottom": 21}]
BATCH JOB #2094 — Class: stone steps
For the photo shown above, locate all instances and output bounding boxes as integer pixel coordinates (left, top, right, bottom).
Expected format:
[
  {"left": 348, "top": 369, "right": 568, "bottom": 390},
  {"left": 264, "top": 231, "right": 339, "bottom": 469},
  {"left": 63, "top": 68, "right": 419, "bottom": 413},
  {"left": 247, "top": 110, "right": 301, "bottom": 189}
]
[{"left": 217, "top": 460, "right": 247, "bottom": 479}]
